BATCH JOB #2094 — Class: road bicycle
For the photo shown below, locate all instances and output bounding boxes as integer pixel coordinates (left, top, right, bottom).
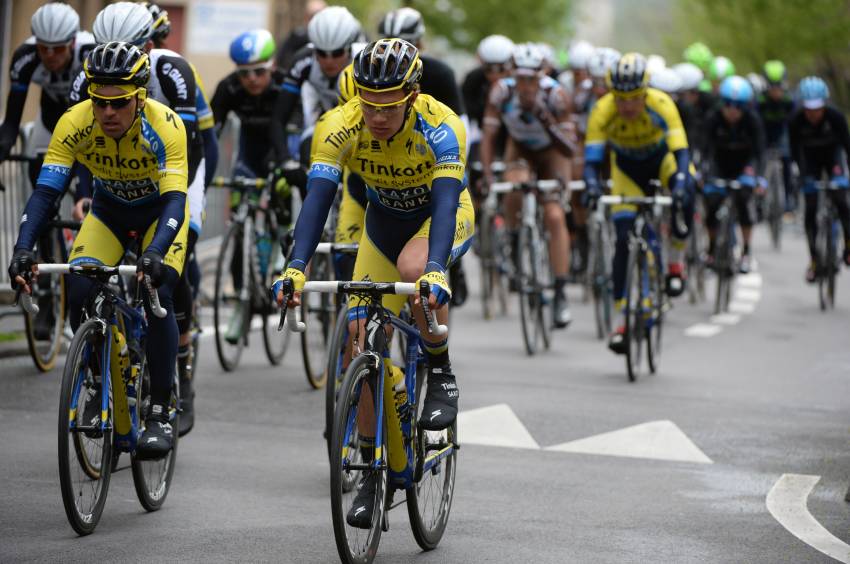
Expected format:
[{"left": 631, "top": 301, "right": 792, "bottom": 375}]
[
  {"left": 600, "top": 195, "right": 671, "bottom": 382},
  {"left": 473, "top": 161, "right": 510, "bottom": 320},
  {"left": 708, "top": 179, "right": 744, "bottom": 315},
  {"left": 210, "top": 172, "right": 291, "bottom": 372},
  {"left": 19, "top": 262, "right": 179, "bottom": 535},
  {"left": 685, "top": 193, "right": 708, "bottom": 305},
  {"left": 812, "top": 179, "right": 844, "bottom": 310},
  {"left": 581, "top": 181, "right": 614, "bottom": 340},
  {"left": 489, "top": 177, "right": 562, "bottom": 355},
  {"left": 280, "top": 279, "right": 457, "bottom": 564}
]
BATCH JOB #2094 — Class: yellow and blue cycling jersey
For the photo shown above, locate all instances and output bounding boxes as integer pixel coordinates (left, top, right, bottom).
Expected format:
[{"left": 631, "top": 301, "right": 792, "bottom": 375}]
[
  {"left": 309, "top": 93, "right": 468, "bottom": 219},
  {"left": 585, "top": 87, "right": 688, "bottom": 163},
  {"left": 38, "top": 98, "right": 188, "bottom": 205}
]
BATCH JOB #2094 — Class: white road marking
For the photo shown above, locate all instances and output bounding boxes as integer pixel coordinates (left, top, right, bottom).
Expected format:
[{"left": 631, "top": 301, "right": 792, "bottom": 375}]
[
  {"left": 200, "top": 318, "right": 266, "bottom": 340},
  {"left": 733, "top": 288, "right": 761, "bottom": 302},
  {"left": 737, "top": 273, "right": 763, "bottom": 288},
  {"left": 457, "top": 404, "right": 540, "bottom": 450},
  {"left": 766, "top": 474, "right": 850, "bottom": 563},
  {"left": 684, "top": 323, "right": 723, "bottom": 338},
  {"left": 729, "top": 301, "right": 757, "bottom": 314},
  {"left": 546, "top": 420, "right": 712, "bottom": 464},
  {"left": 710, "top": 313, "right": 741, "bottom": 325}
]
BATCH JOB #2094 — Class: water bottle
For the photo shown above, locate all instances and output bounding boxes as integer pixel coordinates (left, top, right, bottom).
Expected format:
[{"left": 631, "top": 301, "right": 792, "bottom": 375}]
[{"left": 257, "top": 232, "right": 272, "bottom": 277}]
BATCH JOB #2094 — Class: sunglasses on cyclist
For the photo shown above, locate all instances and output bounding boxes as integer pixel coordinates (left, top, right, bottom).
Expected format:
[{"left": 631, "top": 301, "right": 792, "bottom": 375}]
[
  {"left": 91, "top": 93, "right": 135, "bottom": 109},
  {"left": 484, "top": 63, "right": 509, "bottom": 74},
  {"left": 723, "top": 100, "right": 748, "bottom": 109},
  {"left": 237, "top": 66, "right": 270, "bottom": 78},
  {"left": 359, "top": 91, "right": 415, "bottom": 117},
  {"left": 36, "top": 42, "right": 71, "bottom": 56},
  {"left": 316, "top": 47, "right": 347, "bottom": 59}
]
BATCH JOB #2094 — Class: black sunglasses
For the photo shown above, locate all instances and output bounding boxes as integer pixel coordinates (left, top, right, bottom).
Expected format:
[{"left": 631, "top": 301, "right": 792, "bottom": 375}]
[
  {"left": 723, "top": 100, "right": 747, "bottom": 109},
  {"left": 91, "top": 95, "right": 133, "bottom": 109},
  {"left": 237, "top": 67, "right": 270, "bottom": 78},
  {"left": 316, "top": 47, "right": 347, "bottom": 59},
  {"left": 484, "top": 63, "right": 509, "bottom": 74}
]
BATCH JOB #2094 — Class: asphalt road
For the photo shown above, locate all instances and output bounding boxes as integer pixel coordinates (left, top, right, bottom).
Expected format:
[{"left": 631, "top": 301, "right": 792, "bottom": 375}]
[{"left": 1, "top": 222, "right": 849, "bottom": 563}]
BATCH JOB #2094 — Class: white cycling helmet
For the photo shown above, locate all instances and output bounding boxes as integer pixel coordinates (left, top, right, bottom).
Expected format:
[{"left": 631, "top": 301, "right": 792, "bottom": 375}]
[
  {"left": 93, "top": 2, "right": 153, "bottom": 45},
  {"left": 649, "top": 67, "right": 682, "bottom": 94},
  {"left": 568, "top": 40, "right": 594, "bottom": 70},
  {"left": 588, "top": 47, "right": 621, "bottom": 79},
  {"left": 512, "top": 43, "right": 544, "bottom": 73},
  {"left": 31, "top": 3, "right": 80, "bottom": 45},
  {"left": 672, "top": 62, "right": 703, "bottom": 91},
  {"left": 477, "top": 34, "right": 514, "bottom": 65},
  {"left": 308, "top": 6, "right": 361, "bottom": 52},
  {"left": 646, "top": 54, "right": 667, "bottom": 76},
  {"left": 378, "top": 7, "right": 425, "bottom": 43}
]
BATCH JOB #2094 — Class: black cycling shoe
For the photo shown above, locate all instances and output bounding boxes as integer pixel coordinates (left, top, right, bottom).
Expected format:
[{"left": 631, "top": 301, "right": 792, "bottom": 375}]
[
  {"left": 449, "top": 261, "right": 468, "bottom": 307},
  {"left": 553, "top": 291, "right": 572, "bottom": 329},
  {"left": 177, "top": 356, "right": 195, "bottom": 437},
  {"left": 136, "top": 404, "right": 173, "bottom": 461},
  {"left": 346, "top": 471, "right": 378, "bottom": 529},
  {"left": 420, "top": 364, "right": 459, "bottom": 431}
]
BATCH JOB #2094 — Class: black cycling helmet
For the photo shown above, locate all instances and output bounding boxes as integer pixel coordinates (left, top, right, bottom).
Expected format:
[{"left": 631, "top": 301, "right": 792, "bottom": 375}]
[
  {"left": 141, "top": 2, "right": 171, "bottom": 44},
  {"left": 352, "top": 38, "right": 422, "bottom": 93},
  {"left": 607, "top": 52, "right": 649, "bottom": 97},
  {"left": 84, "top": 41, "right": 150, "bottom": 87}
]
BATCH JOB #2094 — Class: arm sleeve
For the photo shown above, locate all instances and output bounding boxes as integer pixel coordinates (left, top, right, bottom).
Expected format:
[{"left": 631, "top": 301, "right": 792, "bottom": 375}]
[
  {"left": 210, "top": 79, "right": 230, "bottom": 135},
  {"left": 68, "top": 70, "right": 89, "bottom": 104},
  {"left": 147, "top": 191, "right": 186, "bottom": 256},
  {"left": 428, "top": 114, "right": 467, "bottom": 184},
  {"left": 158, "top": 55, "right": 200, "bottom": 175},
  {"left": 426, "top": 176, "right": 463, "bottom": 271},
  {"left": 202, "top": 127, "right": 219, "bottom": 187},
  {"left": 271, "top": 89, "right": 300, "bottom": 161},
  {"left": 14, "top": 186, "right": 63, "bottom": 251},
  {"left": 673, "top": 148, "right": 690, "bottom": 176},
  {"left": 287, "top": 177, "right": 338, "bottom": 269},
  {"left": 1, "top": 44, "right": 39, "bottom": 143}
]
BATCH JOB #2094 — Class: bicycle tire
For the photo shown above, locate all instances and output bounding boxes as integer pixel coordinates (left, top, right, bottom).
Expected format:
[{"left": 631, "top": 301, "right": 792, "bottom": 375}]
[
  {"left": 647, "top": 250, "right": 665, "bottom": 375},
  {"left": 261, "top": 220, "right": 291, "bottom": 365},
  {"left": 767, "top": 161, "right": 784, "bottom": 251},
  {"left": 213, "top": 222, "right": 248, "bottom": 371},
  {"left": 589, "top": 220, "right": 612, "bottom": 340},
  {"left": 517, "top": 225, "right": 542, "bottom": 355},
  {"left": 301, "top": 252, "right": 333, "bottom": 389},
  {"left": 407, "top": 364, "right": 457, "bottom": 551},
  {"left": 623, "top": 245, "right": 644, "bottom": 382},
  {"left": 24, "top": 230, "right": 66, "bottom": 372},
  {"left": 58, "top": 318, "right": 112, "bottom": 535},
  {"left": 131, "top": 362, "right": 179, "bottom": 511},
  {"left": 713, "top": 215, "right": 733, "bottom": 315},
  {"left": 330, "top": 355, "right": 386, "bottom": 564},
  {"left": 325, "top": 306, "right": 349, "bottom": 458}
]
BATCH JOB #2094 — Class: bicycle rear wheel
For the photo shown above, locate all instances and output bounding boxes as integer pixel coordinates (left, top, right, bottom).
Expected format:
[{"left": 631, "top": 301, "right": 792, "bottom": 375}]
[
  {"left": 407, "top": 365, "right": 457, "bottom": 551},
  {"left": 589, "top": 220, "right": 612, "bottom": 340},
  {"left": 325, "top": 306, "right": 349, "bottom": 458},
  {"left": 213, "top": 222, "right": 248, "bottom": 371},
  {"left": 624, "top": 246, "right": 645, "bottom": 382},
  {"left": 261, "top": 225, "right": 291, "bottom": 365},
  {"left": 330, "top": 355, "right": 386, "bottom": 564},
  {"left": 131, "top": 361, "right": 179, "bottom": 511},
  {"left": 301, "top": 252, "right": 333, "bottom": 389},
  {"left": 24, "top": 230, "right": 66, "bottom": 372},
  {"left": 713, "top": 217, "right": 734, "bottom": 315},
  {"left": 767, "top": 161, "right": 784, "bottom": 250},
  {"left": 58, "top": 318, "right": 112, "bottom": 535}
]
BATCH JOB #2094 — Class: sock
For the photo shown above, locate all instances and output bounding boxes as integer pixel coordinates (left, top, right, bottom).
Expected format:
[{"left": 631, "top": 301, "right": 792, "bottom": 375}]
[
  {"left": 555, "top": 276, "right": 568, "bottom": 297},
  {"left": 177, "top": 343, "right": 191, "bottom": 377},
  {"left": 424, "top": 338, "right": 449, "bottom": 367}
]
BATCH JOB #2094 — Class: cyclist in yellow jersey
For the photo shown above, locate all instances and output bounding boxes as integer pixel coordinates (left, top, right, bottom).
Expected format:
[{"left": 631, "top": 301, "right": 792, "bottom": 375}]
[
  {"left": 275, "top": 40, "right": 470, "bottom": 526},
  {"left": 9, "top": 43, "right": 188, "bottom": 459},
  {"left": 582, "top": 53, "right": 695, "bottom": 354}
]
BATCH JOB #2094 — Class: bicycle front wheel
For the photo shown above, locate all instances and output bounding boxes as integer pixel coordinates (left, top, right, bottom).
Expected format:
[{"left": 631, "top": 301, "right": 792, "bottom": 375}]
[
  {"left": 517, "top": 225, "right": 543, "bottom": 355},
  {"left": 713, "top": 217, "right": 734, "bottom": 315},
  {"left": 58, "top": 318, "right": 112, "bottom": 535},
  {"left": 330, "top": 355, "right": 386, "bottom": 564},
  {"left": 325, "top": 306, "right": 349, "bottom": 458},
  {"left": 767, "top": 162, "right": 784, "bottom": 251},
  {"left": 213, "top": 222, "right": 248, "bottom": 371},
  {"left": 407, "top": 364, "right": 457, "bottom": 551},
  {"left": 25, "top": 230, "right": 66, "bottom": 372},
  {"left": 623, "top": 246, "right": 645, "bottom": 382},
  {"left": 646, "top": 251, "right": 665, "bottom": 375},
  {"left": 131, "top": 361, "right": 179, "bottom": 511},
  {"left": 589, "top": 220, "right": 612, "bottom": 340}
]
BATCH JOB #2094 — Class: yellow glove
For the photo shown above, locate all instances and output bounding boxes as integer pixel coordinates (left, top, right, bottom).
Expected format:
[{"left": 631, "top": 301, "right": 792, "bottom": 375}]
[
  {"left": 272, "top": 267, "right": 306, "bottom": 300},
  {"left": 417, "top": 269, "right": 451, "bottom": 306}
]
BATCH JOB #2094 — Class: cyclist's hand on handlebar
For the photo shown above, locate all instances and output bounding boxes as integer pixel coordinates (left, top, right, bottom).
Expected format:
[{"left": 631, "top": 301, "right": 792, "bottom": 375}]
[
  {"left": 8, "top": 249, "right": 36, "bottom": 292},
  {"left": 415, "top": 268, "right": 451, "bottom": 310},
  {"left": 581, "top": 177, "right": 601, "bottom": 210},
  {"left": 272, "top": 267, "right": 306, "bottom": 308},
  {"left": 72, "top": 197, "right": 92, "bottom": 221},
  {"left": 137, "top": 250, "right": 166, "bottom": 287}
]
